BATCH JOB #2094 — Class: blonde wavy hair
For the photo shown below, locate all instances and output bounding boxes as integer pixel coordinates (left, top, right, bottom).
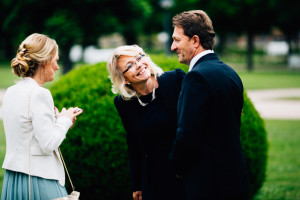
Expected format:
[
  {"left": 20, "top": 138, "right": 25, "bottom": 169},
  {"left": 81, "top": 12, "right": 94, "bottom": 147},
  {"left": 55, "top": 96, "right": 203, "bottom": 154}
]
[
  {"left": 11, "top": 33, "right": 58, "bottom": 77},
  {"left": 107, "top": 45, "right": 164, "bottom": 100}
]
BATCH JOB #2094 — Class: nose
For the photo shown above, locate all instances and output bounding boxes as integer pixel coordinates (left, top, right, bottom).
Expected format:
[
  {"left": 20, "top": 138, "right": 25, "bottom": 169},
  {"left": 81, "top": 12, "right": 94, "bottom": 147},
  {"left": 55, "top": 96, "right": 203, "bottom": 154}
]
[
  {"left": 171, "top": 41, "right": 177, "bottom": 51},
  {"left": 135, "top": 61, "right": 142, "bottom": 69}
]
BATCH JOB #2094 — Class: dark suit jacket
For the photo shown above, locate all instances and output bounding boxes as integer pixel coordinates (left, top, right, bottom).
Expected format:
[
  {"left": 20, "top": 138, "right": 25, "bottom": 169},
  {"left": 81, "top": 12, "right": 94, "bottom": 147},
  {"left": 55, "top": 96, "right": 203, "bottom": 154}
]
[
  {"left": 169, "top": 53, "right": 249, "bottom": 199},
  {"left": 115, "top": 69, "right": 185, "bottom": 200}
]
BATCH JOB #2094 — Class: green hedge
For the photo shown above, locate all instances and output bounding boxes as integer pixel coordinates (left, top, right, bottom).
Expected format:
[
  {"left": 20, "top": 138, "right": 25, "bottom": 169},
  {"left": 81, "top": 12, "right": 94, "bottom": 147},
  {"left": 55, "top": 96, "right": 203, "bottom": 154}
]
[{"left": 50, "top": 56, "right": 267, "bottom": 199}]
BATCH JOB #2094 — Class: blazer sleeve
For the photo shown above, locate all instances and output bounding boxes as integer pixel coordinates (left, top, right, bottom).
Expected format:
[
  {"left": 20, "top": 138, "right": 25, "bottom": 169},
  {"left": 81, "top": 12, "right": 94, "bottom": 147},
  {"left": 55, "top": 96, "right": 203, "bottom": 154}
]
[
  {"left": 114, "top": 96, "right": 143, "bottom": 192},
  {"left": 169, "top": 71, "right": 211, "bottom": 173},
  {"left": 30, "top": 87, "right": 73, "bottom": 154}
]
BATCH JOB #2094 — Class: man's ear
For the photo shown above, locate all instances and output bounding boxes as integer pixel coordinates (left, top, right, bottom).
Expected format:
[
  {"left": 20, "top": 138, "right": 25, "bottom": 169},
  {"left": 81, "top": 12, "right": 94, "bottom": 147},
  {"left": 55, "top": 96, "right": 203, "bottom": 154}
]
[{"left": 192, "top": 35, "right": 200, "bottom": 48}]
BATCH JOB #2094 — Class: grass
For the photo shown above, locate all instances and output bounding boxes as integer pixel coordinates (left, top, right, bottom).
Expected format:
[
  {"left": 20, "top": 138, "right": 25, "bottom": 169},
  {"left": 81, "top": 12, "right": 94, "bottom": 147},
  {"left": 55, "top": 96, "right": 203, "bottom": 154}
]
[
  {"left": 0, "top": 54, "right": 300, "bottom": 198},
  {"left": 1, "top": 57, "right": 300, "bottom": 90},
  {"left": 254, "top": 120, "right": 300, "bottom": 200},
  {"left": 0, "top": 121, "right": 5, "bottom": 195},
  {"left": 0, "top": 120, "right": 299, "bottom": 199},
  {"left": 239, "top": 72, "right": 300, "bottom": 90},
  {"left": 0, "top": 61, "right": 62, "bottom": 89},
  {"left": 0, "top": 66, "right": 19, "bottom": 89}
]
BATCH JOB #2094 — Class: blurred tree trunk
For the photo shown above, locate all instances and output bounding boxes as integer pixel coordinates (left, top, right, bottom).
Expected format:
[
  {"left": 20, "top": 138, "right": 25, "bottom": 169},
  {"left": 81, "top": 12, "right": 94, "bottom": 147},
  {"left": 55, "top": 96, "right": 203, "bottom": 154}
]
[
  {"left": 247, "top": 31, "right": 254, "bottom": 71},
  {"left": 123, "top": 29, "right": 138, "bottom": 45},
  {"left": 286, "top": 33, "right": 293, "bottom": 56},
  {"left": 61, "top": 45, "right": 73, "bottom": 74},
  {"left": 216, "top": 33, "right": 227, "bottom": 56},
  {"left": 3, "top": 33, "right": 14, "bottom": 59}
]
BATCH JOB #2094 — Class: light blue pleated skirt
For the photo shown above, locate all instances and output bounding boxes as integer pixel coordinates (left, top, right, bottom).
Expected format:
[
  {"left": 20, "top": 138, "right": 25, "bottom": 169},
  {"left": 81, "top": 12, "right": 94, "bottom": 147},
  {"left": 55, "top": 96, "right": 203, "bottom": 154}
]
[{"left": 1, "top": 170, "right": 68, "bottom": 200}]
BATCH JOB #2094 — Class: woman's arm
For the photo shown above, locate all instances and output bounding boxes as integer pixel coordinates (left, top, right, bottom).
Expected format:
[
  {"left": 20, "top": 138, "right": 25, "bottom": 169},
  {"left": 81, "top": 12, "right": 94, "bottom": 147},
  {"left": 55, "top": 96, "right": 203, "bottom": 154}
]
[
  {"left": 114, "top": 96, "right": 143, "bottom": 192},
  {"left": 30, "top": 88, "right": 73, "bottom": 154}
]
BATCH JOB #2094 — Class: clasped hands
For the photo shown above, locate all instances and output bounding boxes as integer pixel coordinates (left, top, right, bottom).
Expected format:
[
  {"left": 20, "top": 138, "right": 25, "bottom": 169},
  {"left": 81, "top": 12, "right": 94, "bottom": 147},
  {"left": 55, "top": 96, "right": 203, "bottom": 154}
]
[{"left": 54, "top": 106, "right": 83, "bottom": 128}]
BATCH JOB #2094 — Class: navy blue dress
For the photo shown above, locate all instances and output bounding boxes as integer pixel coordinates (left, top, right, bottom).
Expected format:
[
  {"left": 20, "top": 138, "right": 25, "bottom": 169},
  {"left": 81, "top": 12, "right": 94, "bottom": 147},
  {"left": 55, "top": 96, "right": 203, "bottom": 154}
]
[{"left": 114, "top": 69, "right": 185, "bottom": 200}]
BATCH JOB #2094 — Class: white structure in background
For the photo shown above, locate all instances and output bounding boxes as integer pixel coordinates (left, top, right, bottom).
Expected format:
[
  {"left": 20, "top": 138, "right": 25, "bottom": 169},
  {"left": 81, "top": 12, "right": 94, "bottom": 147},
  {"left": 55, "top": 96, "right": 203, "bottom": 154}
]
[
  {"left": 288, "top": 54, "right": 300, "bottom": 69},
  {"left": 83, "top": 46, "right": 114, "bottom": 64},
  {"left": 69, "top": 45, "right": 115, "bottom": 64},
  {"left": 69, "top": 45, "right": 83, "bottom": 62},
  {"left": 266, "top": 41, "right": 289, "bottom": 56},
  {"left": 157, "top": 32, "right": 169, "bottom": 43}
]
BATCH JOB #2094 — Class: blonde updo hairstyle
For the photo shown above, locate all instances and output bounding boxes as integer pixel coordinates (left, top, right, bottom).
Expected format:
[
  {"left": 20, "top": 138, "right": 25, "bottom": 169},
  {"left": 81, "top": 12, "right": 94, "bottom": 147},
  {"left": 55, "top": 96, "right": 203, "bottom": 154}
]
[
  {"left": 11, "top": 33, "right": 58, "bottom": 77},
  {"left": 107, "top": 45, "right": 164, "bottom": 100}
]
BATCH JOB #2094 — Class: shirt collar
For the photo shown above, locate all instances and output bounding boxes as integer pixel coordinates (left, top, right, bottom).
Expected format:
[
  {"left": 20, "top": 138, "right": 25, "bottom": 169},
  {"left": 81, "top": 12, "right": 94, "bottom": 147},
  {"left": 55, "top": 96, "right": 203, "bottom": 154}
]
[{"left": 189, "top": 50, "right": 214, "bottom": 72}]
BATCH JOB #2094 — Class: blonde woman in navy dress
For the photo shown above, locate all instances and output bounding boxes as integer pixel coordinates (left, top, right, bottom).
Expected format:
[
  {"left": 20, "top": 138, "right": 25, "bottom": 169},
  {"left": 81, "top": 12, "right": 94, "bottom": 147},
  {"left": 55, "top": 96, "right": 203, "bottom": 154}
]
[
  {"left": 1, "top": 33, "right": 83, "bottom": 200},
  {"left": 107, "top": 45, "right": 185, "bottom": 200}
]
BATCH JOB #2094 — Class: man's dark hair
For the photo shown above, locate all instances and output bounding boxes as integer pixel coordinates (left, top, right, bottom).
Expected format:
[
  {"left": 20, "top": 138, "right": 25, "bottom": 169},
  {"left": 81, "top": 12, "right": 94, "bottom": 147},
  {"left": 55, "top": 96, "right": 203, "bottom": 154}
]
[{"left": 172, "top": 10, "right": 215, "bottom": 50}]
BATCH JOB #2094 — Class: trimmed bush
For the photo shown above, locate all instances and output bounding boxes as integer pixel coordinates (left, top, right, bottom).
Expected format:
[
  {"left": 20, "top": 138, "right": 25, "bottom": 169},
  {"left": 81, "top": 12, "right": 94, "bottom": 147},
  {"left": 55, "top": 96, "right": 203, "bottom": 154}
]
[
  {"left": 50, "top": 56, "right": 267, "bottom": 200},
  {"left": 241, "top": 93, "right": 268, "bottom": 199},
  {"left": 50, "top": 63, "right": 131, "bottom": 200}
]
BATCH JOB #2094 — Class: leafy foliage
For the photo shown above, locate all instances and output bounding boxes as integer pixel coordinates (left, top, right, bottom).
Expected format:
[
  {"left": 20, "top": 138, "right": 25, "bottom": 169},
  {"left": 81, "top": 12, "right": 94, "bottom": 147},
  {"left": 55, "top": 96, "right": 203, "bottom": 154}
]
[
  {"left": 50, "top": 55, "right": 267, "bottom": 199},
  {"left": 241, "top": 93, "right": 268, "bottom": 199},
  {"left": 51, "top": 63, "right": 131, "bottom": 200}
]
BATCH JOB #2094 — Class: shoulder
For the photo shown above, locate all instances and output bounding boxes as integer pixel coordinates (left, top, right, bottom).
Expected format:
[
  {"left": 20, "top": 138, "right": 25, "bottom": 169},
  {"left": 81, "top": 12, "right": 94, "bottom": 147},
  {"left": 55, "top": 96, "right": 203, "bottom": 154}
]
[
  {"left": 32, "top": 87, "right": 51, "bottom": 98},
  {"left": 159, "top": 68, "right": 185, "bottom": 80},
  {"left": 158, "top": 68, "right": 186, "bottom": 87},
  {"left": 114, "top": 95, "right": 123, "bottom": 106},
  {"left": 114, "top": 95, "right": 133, "bottom": 112},
  {"left": 31, "top": 87, "right": 52, "bottom": 105}
]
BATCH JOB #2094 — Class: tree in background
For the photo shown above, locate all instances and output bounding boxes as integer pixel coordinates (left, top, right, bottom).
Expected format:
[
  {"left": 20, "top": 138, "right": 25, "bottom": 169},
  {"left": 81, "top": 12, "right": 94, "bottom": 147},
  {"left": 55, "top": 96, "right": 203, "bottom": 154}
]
[
  {"left": 1, "top": 0, "right": 300, "bottom": 72},
  {"left": 171, "top": 0, "right": 275, "bottom": 71},
  {"left": 271, "top": 0, "right": 300, "bottom": 54},
  {"left": 0, "top": 0, "right": 154, "bottom": 73}
]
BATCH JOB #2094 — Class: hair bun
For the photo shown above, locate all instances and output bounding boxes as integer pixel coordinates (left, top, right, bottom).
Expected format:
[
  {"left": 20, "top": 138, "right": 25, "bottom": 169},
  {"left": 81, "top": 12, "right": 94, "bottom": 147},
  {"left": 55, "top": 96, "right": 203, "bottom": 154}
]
[{"left": 11, "top": 53, "right": 37, "bottom": 77}]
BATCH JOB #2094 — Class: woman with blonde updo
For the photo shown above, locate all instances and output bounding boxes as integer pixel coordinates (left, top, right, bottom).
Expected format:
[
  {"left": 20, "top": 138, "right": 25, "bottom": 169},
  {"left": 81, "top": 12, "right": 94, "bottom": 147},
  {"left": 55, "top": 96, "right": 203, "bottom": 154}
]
[{"left": 1, "top": 33, "right": 83, "bottom": 200}]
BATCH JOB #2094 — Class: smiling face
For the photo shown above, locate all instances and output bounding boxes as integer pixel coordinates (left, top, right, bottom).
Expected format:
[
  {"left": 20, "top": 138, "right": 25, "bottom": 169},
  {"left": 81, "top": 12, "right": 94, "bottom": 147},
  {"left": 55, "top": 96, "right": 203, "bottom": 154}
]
[
  {"left": 117, "top": 53, "right": 152, "bottom": 85},
  {"left": 171, "top": 26, "right": 196, "bottom": 65}
]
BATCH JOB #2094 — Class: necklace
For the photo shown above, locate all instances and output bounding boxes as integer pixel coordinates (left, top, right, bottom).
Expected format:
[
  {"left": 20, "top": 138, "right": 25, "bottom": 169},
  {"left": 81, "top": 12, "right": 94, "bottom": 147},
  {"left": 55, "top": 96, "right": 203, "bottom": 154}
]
[{"left": 137, "top": 78, "right": 156, "bottom": 106}]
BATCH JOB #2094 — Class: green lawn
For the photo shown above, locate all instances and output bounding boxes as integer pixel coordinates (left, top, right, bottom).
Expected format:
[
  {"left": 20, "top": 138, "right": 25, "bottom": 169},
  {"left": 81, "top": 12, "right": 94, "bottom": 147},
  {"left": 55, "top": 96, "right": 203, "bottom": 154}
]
[
  {"left": 0, "top": 67, "right": 19, "bottom": 89},
  {"left": 0, "top": 120, "right": 299, "bottom": 199},
  {"left": 0, "top": 62, "right": 62, "bottom": 89},
  {"left": 254, "top": 120, "right": 300, "bottom": 200},
  {"left": 239, "top": 72, "right": 300, "bottom": 90},
  {"left": 0, "top": 121, "right": 5, "bottom": 195},
  {"left": 0, "top": 58, "right": 300, "bottom": 198}
]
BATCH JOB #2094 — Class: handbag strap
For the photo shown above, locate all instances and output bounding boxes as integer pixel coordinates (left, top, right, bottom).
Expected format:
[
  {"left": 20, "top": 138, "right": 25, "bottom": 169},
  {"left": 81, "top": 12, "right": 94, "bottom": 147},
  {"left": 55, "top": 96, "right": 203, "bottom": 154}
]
[
  {"left": 27, "top": 90, "right": 33, "bottom": 200},
  {"left": 27, "top": 89, "right": 76, "bottom": 200},
  {"left": 58, "top": 147, "right": 76, "bottom": 191}
]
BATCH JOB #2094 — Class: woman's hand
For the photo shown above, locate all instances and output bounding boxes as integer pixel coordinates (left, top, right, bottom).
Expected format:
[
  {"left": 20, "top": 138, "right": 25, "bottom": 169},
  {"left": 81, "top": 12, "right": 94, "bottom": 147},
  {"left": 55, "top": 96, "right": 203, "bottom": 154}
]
[
  {"left": 133, "top": 191, "right": 142, "bottom": 200},
  {"left": 55, "top": 107, "right": 83, "bottom": 124}
]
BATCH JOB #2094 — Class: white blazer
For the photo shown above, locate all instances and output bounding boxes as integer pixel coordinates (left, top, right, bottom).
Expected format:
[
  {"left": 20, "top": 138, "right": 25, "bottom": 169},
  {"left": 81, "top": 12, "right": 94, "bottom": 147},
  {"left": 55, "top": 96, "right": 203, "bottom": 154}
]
[{"left": 2, "top": 78, "right": 73, "bottom": 186}]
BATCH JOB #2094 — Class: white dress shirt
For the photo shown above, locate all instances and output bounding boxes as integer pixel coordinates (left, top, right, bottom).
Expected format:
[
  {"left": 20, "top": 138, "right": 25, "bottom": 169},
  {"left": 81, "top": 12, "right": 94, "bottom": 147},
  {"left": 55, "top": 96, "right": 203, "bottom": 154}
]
[
  {"left": 2, "top": 77, "right": 73, "bottom": 186},
  {"left": 189, "top": 50, "right": 214, "bottom": 72}
]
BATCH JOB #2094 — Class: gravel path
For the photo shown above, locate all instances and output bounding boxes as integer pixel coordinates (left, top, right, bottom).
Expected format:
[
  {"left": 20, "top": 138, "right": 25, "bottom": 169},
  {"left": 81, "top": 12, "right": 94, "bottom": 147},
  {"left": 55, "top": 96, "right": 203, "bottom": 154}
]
[
  {"left": 1, "top": 88, "right": 300, "bottom": 120},
  {"left": 247, "top": 88, "right": 300, "bottom": 119}
]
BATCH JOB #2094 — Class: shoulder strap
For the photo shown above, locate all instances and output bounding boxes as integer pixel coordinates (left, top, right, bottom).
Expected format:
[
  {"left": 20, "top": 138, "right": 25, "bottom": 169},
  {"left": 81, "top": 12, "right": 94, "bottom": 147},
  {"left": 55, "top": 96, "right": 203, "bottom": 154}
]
[
  {"left": 58, "top": 148, "right": 76, "bottom": 191},
  {"left": 27, "top": 89, "right": 75, "bottom": 200},
  {"left": 27, "top": 89, "right": 34, "bottom": 200}
]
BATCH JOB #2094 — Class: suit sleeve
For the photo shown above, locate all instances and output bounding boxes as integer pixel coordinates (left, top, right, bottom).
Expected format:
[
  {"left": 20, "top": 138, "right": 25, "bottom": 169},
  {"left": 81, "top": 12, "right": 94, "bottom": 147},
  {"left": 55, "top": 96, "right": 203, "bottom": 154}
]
[
  {"left": 30, "top": 87, "right": 73, "bottom": 155},
  {"left": 169, "top": 71, "right": 211, "bottom": 173},
  {"left": 114, "top": 96, "right": 143, "bottom": 192}
]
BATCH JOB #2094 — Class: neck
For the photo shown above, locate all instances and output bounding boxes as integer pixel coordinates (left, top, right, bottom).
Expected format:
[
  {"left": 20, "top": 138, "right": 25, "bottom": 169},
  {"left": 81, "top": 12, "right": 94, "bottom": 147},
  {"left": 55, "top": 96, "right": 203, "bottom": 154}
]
[
  {"left": 193, "top": 46, "right": 207, "bottom": 59},
  {"left": 133, "top": 76, "right": 157, "bottom": 96},
  {"left": 32, "top": 68, "right": 46, "bottom": 86}
]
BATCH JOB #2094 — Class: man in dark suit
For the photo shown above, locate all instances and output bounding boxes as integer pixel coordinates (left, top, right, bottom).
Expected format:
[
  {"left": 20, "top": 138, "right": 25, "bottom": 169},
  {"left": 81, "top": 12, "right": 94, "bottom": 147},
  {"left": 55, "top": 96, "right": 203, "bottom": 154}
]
[{"left": 169, "top": 10, "right": 250, "bottom": 200}]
